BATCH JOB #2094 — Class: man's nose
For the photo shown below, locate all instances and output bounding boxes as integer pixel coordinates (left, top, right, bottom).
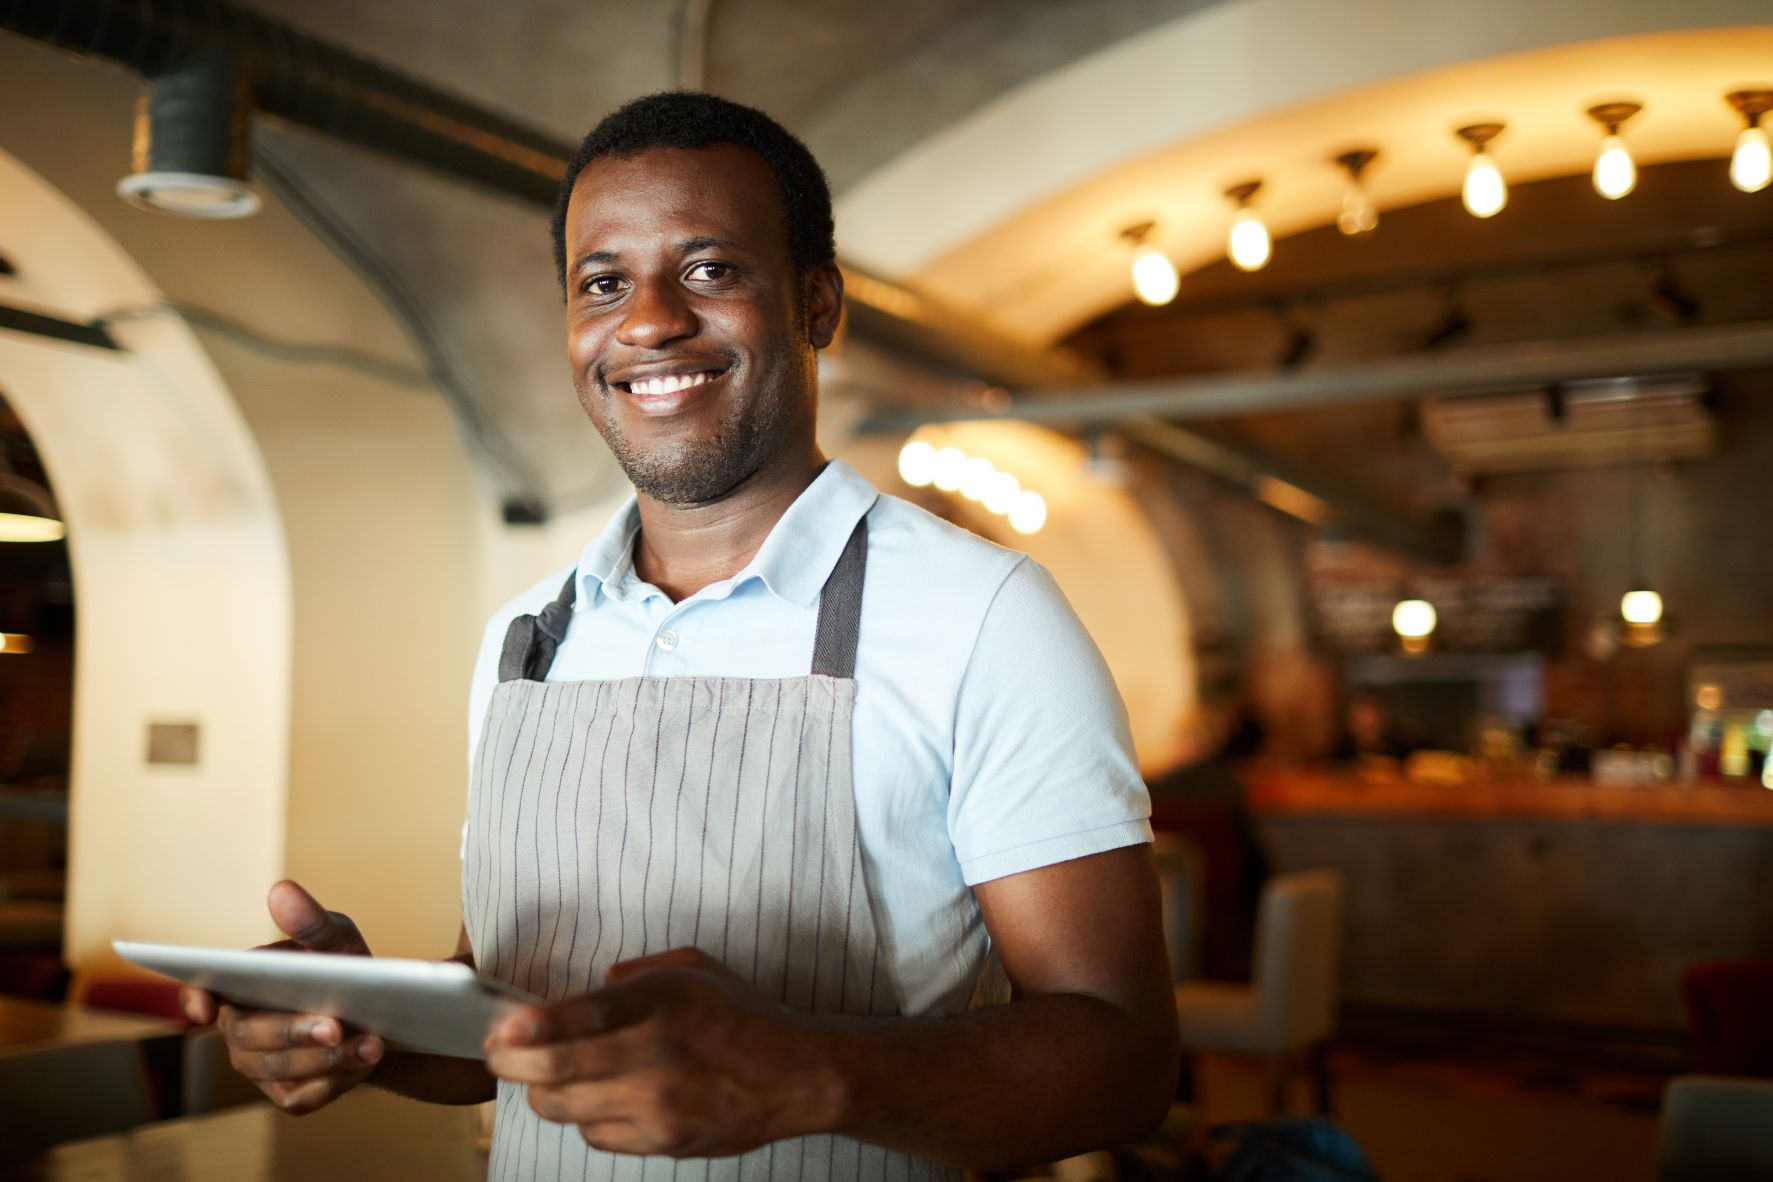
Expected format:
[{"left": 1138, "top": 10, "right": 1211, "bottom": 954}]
[{"left": 616, "top": 277, "right": 698, "bottom": 350}]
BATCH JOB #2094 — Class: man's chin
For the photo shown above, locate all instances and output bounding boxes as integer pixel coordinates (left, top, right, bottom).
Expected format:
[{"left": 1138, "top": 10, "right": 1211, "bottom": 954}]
[{"left": 618, "top": 450, "right": 750, "bottom": 507}]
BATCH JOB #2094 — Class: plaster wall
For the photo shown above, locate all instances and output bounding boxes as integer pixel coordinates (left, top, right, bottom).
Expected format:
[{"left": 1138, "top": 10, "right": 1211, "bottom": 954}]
[
  {"left": 2, "top": 37, "right": 487, "bottom": 961},
  {"left": 0, "top": 152, "right": 290, "bottom": 965}
]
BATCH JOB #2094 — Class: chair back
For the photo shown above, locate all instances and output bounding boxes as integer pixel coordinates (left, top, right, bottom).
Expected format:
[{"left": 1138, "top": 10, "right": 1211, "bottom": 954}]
[
  {"left": 0, "top": 1038, "right": 153, "bottom": 1161},
  {"left": 1250, "top": 870, "right": 1344, "bottom": 1050},
  {"left": 1658, "top": 1075, "right": 1773, "bottom": 1181},
  {"left": 1152, "top": 832, "right": 1206, "bottom": 983}
]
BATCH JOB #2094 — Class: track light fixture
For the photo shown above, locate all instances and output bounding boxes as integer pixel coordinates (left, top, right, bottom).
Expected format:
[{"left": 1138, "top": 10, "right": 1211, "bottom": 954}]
[{"left": 1587, "top": 102, "right": 1642, "bottom": 199}]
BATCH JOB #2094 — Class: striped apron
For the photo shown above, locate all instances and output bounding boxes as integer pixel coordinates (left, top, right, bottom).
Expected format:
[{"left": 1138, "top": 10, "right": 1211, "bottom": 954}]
[{"left": 463, "top": 519, "right": 955, "bottom": 1181}]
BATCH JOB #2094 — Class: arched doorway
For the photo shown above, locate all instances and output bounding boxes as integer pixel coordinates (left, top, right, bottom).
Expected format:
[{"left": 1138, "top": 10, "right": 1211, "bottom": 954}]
[{"left": 0, "top": 145, "right": 293, "bottom": 970}]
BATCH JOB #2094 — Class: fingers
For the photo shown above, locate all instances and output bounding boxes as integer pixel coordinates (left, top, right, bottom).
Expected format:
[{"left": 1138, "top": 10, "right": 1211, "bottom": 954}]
[
  {"left": 527, "top": 1077, "right": 631, "bottom": 1125},
  {"left": 603, "top": 946, "right": 721, "bottom": 985},
  {"left": 487, "top": 1022, "right": 643, "bottom": 1086},
  {"left": 219, "top": 1006, "right": 345, "bottom": 1051},
  {"left": 528, "top": 1076, "right": 698, "bottom": 1155},
  {"left": 264, "top": 1074, "right": 356, "bottom": 1116},
  {"left": 180, "top": 985, "right": 217, "bottom": 1025},
  {"left": 490, "top": 985, "right": 648, "bottom": 1049},
  {"left": 229, "top": 1034, "right": 383, "bottom": 1083},
  {"left": 266, "top": 880, "right": 369, "bottom": 955}
]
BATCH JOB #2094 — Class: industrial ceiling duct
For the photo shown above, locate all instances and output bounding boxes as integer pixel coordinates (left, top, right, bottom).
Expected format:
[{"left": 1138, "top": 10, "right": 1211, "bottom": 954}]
[{"left": 116, "top": 48, "right": 259, "bottom": 218}]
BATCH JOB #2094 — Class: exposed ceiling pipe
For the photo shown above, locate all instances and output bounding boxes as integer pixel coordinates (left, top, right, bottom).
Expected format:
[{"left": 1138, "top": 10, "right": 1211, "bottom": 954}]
[
  {"left": 0, "top": 0, "right": 1453, "bottom": 559},
  {"left": 858, "top": 320, "right": 1773, "bottom": 433},
  {"left": 2, "top": 0, "right": 566, "bottom": 202},
  {"left": 0, "top": 0, "right": 1094, "bottom": 385}
]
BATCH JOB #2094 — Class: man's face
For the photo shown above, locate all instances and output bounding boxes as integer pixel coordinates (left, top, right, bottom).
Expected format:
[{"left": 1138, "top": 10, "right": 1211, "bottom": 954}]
[{"left": 562, "top": 144, "right": 840, "bottom": 505}]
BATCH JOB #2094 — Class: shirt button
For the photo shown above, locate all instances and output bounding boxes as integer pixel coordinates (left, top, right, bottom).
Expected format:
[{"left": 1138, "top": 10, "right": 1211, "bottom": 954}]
[{"left": 655, "top": 629, "right": 679, "bottom": 652}]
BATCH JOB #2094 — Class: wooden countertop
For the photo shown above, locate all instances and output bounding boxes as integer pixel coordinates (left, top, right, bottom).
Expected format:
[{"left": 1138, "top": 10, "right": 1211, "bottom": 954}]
[{"left": 1244, "top": 767, "right": 1773, "bottom": 827}]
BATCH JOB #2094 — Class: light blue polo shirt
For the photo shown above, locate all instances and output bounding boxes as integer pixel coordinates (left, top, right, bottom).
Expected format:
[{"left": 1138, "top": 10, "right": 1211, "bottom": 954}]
[{"left": 466, "top": 459, "right": 1151, "bottom": 1016}]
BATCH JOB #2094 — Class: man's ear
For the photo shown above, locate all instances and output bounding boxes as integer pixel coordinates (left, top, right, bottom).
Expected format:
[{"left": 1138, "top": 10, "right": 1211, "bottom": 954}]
[{"left": 804, "top": 261, "right": 844, "bottom": 350}]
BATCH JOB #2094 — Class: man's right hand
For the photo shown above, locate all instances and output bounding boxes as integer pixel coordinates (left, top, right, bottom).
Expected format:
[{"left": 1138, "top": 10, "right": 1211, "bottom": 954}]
[{"left": 179, "top": 879, "right": 385, "bottom": 1114}]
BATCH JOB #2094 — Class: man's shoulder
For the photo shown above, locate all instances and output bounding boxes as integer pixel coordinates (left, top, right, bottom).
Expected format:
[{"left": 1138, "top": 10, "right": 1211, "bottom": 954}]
[{"left": 863, "top": 491, "right": 1027, "bottom": 593}]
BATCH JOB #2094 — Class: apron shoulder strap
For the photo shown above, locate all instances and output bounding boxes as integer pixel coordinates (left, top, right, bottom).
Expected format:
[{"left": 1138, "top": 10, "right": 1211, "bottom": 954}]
[
  {"left": 497, "top": 571, "right": 578, "bottom": 683},
  {"left": 810, "top": 516, "right": 868, "bottom": 679}
]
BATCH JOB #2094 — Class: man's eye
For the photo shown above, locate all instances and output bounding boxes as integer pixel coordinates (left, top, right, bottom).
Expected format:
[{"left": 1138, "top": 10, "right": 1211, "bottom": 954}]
[
  {"left": 688, "top": 262, "right": 732, "bottom": 282},
  {"left": 583, "top": 276, "right": 624, "bottom": 296}
]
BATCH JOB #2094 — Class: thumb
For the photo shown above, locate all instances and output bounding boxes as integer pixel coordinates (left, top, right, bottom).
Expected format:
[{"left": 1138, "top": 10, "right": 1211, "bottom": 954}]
[{"left": 266, "top": 880, "right": 367, "bottom": 954}]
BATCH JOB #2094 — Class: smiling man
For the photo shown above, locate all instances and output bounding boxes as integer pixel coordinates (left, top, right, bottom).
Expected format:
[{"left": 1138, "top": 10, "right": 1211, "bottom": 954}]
[{"left": 188, "top": 92, "right": 1177, "bottom": 1180}]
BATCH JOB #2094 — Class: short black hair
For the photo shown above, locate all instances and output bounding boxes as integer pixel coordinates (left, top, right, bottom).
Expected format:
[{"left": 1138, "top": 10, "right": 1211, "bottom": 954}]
[{"left": 551, "top": 91, "right": 836, "bottom": 292}]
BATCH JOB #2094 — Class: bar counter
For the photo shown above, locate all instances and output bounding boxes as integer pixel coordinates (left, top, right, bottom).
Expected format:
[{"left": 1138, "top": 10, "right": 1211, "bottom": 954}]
[
  {"left": 1246, "top": 767, "right": 1773, "bottom": 827},
  {"left": 1242, "top": 766, "right": 1773, "bottom": 1052}
]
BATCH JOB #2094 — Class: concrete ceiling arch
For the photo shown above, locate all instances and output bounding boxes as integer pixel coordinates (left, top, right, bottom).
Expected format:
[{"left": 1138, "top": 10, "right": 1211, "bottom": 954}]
[{"left": 834, "top": 0, "right": 1773, "bottom": 344}]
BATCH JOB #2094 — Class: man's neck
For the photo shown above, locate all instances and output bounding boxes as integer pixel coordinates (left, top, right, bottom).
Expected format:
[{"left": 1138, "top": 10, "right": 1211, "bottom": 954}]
[{"left": 630, "top": 451, "right": 826, "bottom": 603}]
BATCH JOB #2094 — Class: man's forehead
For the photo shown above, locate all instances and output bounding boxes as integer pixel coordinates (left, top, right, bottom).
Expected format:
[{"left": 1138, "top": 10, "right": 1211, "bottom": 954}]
[{"left": 566, "top": 144, "right": 787, "bottom": 253}]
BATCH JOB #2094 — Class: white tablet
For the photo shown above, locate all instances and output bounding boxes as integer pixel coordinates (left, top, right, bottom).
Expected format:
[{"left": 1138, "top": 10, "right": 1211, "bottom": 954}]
[{"left": 113, "top": 939, "right": 542, "bottom": 1060}]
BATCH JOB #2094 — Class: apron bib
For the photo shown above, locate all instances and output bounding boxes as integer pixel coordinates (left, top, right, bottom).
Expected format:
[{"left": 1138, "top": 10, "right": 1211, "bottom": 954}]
[{"left": 463, "top": 520, "right": 955, "bottom": 1181}]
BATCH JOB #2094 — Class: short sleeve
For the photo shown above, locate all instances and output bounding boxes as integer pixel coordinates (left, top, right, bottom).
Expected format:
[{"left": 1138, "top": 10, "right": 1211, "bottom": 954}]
[{"left": 946, "top": 559, "right": 1152, "bottom": 885}]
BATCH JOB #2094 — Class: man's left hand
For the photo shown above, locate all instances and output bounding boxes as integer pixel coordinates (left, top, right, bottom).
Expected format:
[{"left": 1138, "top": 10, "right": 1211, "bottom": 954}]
[{"left": 483, "top": 948, "right": 842, "bottom": 1157}]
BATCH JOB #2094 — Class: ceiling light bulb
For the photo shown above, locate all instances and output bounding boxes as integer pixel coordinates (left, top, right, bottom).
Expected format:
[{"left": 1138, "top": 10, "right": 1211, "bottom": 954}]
[
  {"left": 1463, "top": 152, "right": 1506, "bottom": 217},
  {"left": 1593, "top": 135, "right": 1636, "bottom": 199},
  {"left": 1338, "top": 185, "right": 1378, "bottom": 237},
  {"left": 1586, "top": 103, "right": 1642, "bottom": 201},
  {"left": 1391, "top": 598, "right": 1437, "bottom": 640},
  {"left": 1130, "top": 249, "right": 1179, "bottom": 306},
  {"left": 1333, "top": 149, "right": 1380, "bottom": 237},
  {"left": 1455, "top": 124, "right": 1507, "bottom": 218},
  {"left": 982, "top": 471, "right": 1021, "bottom": 515},
  {"left": 1732, "top": 124, "right": 1772, "bottom": 193},
  {"left": 1621, "top": 588, "right": 1664, "bottom": 626},
  {"left": 931, "top": 447, "right": 967, "bottom": 492},
  {"left": 958, "top": 456, "right": 996, "bottom": 502},
  {"left": 0, "top": 476, "right": 63, "bottom": 543},
  {"left": 0, "top": 512, "right": 65, "bottom": 543},
  {"left": 1726, "top": 91, "right": 1773, "bottom": 193},
  {"left": 1227, "top": 210, "right": 1271, "bottom": 272},
  {"left": 897, "top": 440, "right": 936, "bottom": 487},
  {"left": 1008, "top": 490, "right": 1047, "bottom": 535},
  {"left": 1223, "top": 182, "right": 1270, "bottom": 272}
]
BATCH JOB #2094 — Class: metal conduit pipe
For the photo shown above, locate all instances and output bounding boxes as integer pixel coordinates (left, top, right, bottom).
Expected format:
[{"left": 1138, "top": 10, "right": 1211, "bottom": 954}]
[
  {"left": 2, "top": 0, "right": 1453, "bottom": 557},
  {"left": 0, "top": 0, "right": 1096, "bottom": 388},
  {"left": 2, "top": 0, "right": 567, "bottom": 201}
]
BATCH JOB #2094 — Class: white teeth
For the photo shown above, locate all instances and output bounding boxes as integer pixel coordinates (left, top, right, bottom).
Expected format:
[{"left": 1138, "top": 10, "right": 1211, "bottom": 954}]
[{"left": 629, "top": 371, "right": 713, "bottom": 396}]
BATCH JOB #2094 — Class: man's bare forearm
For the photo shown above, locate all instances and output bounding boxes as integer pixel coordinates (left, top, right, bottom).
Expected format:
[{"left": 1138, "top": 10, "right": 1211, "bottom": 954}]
[
  {"left": 368, "top": 1049, "right": 497, "bottom": 1106},
  {"left": 807, "top": 991, "right": 1178, "bottom": 1171}
]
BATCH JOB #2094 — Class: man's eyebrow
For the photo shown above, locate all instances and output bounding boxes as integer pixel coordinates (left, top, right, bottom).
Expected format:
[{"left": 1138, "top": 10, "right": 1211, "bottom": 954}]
[
  {"left": 679, "top": 235, "right": 740, "bottom": 254},
  {"left": 571, "top": 249, "right": 619, "bottom": 274}
]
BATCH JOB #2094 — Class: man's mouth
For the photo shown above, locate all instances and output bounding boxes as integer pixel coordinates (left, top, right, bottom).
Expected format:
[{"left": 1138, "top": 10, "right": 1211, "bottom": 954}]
[{"left": 618, "top": 370, "right": 722, "bottom": 396}]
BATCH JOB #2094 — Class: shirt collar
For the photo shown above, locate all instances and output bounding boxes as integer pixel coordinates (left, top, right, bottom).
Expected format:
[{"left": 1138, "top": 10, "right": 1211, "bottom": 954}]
[{"left": 574, "top": 459, "right": 878, "bottom": 609}]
